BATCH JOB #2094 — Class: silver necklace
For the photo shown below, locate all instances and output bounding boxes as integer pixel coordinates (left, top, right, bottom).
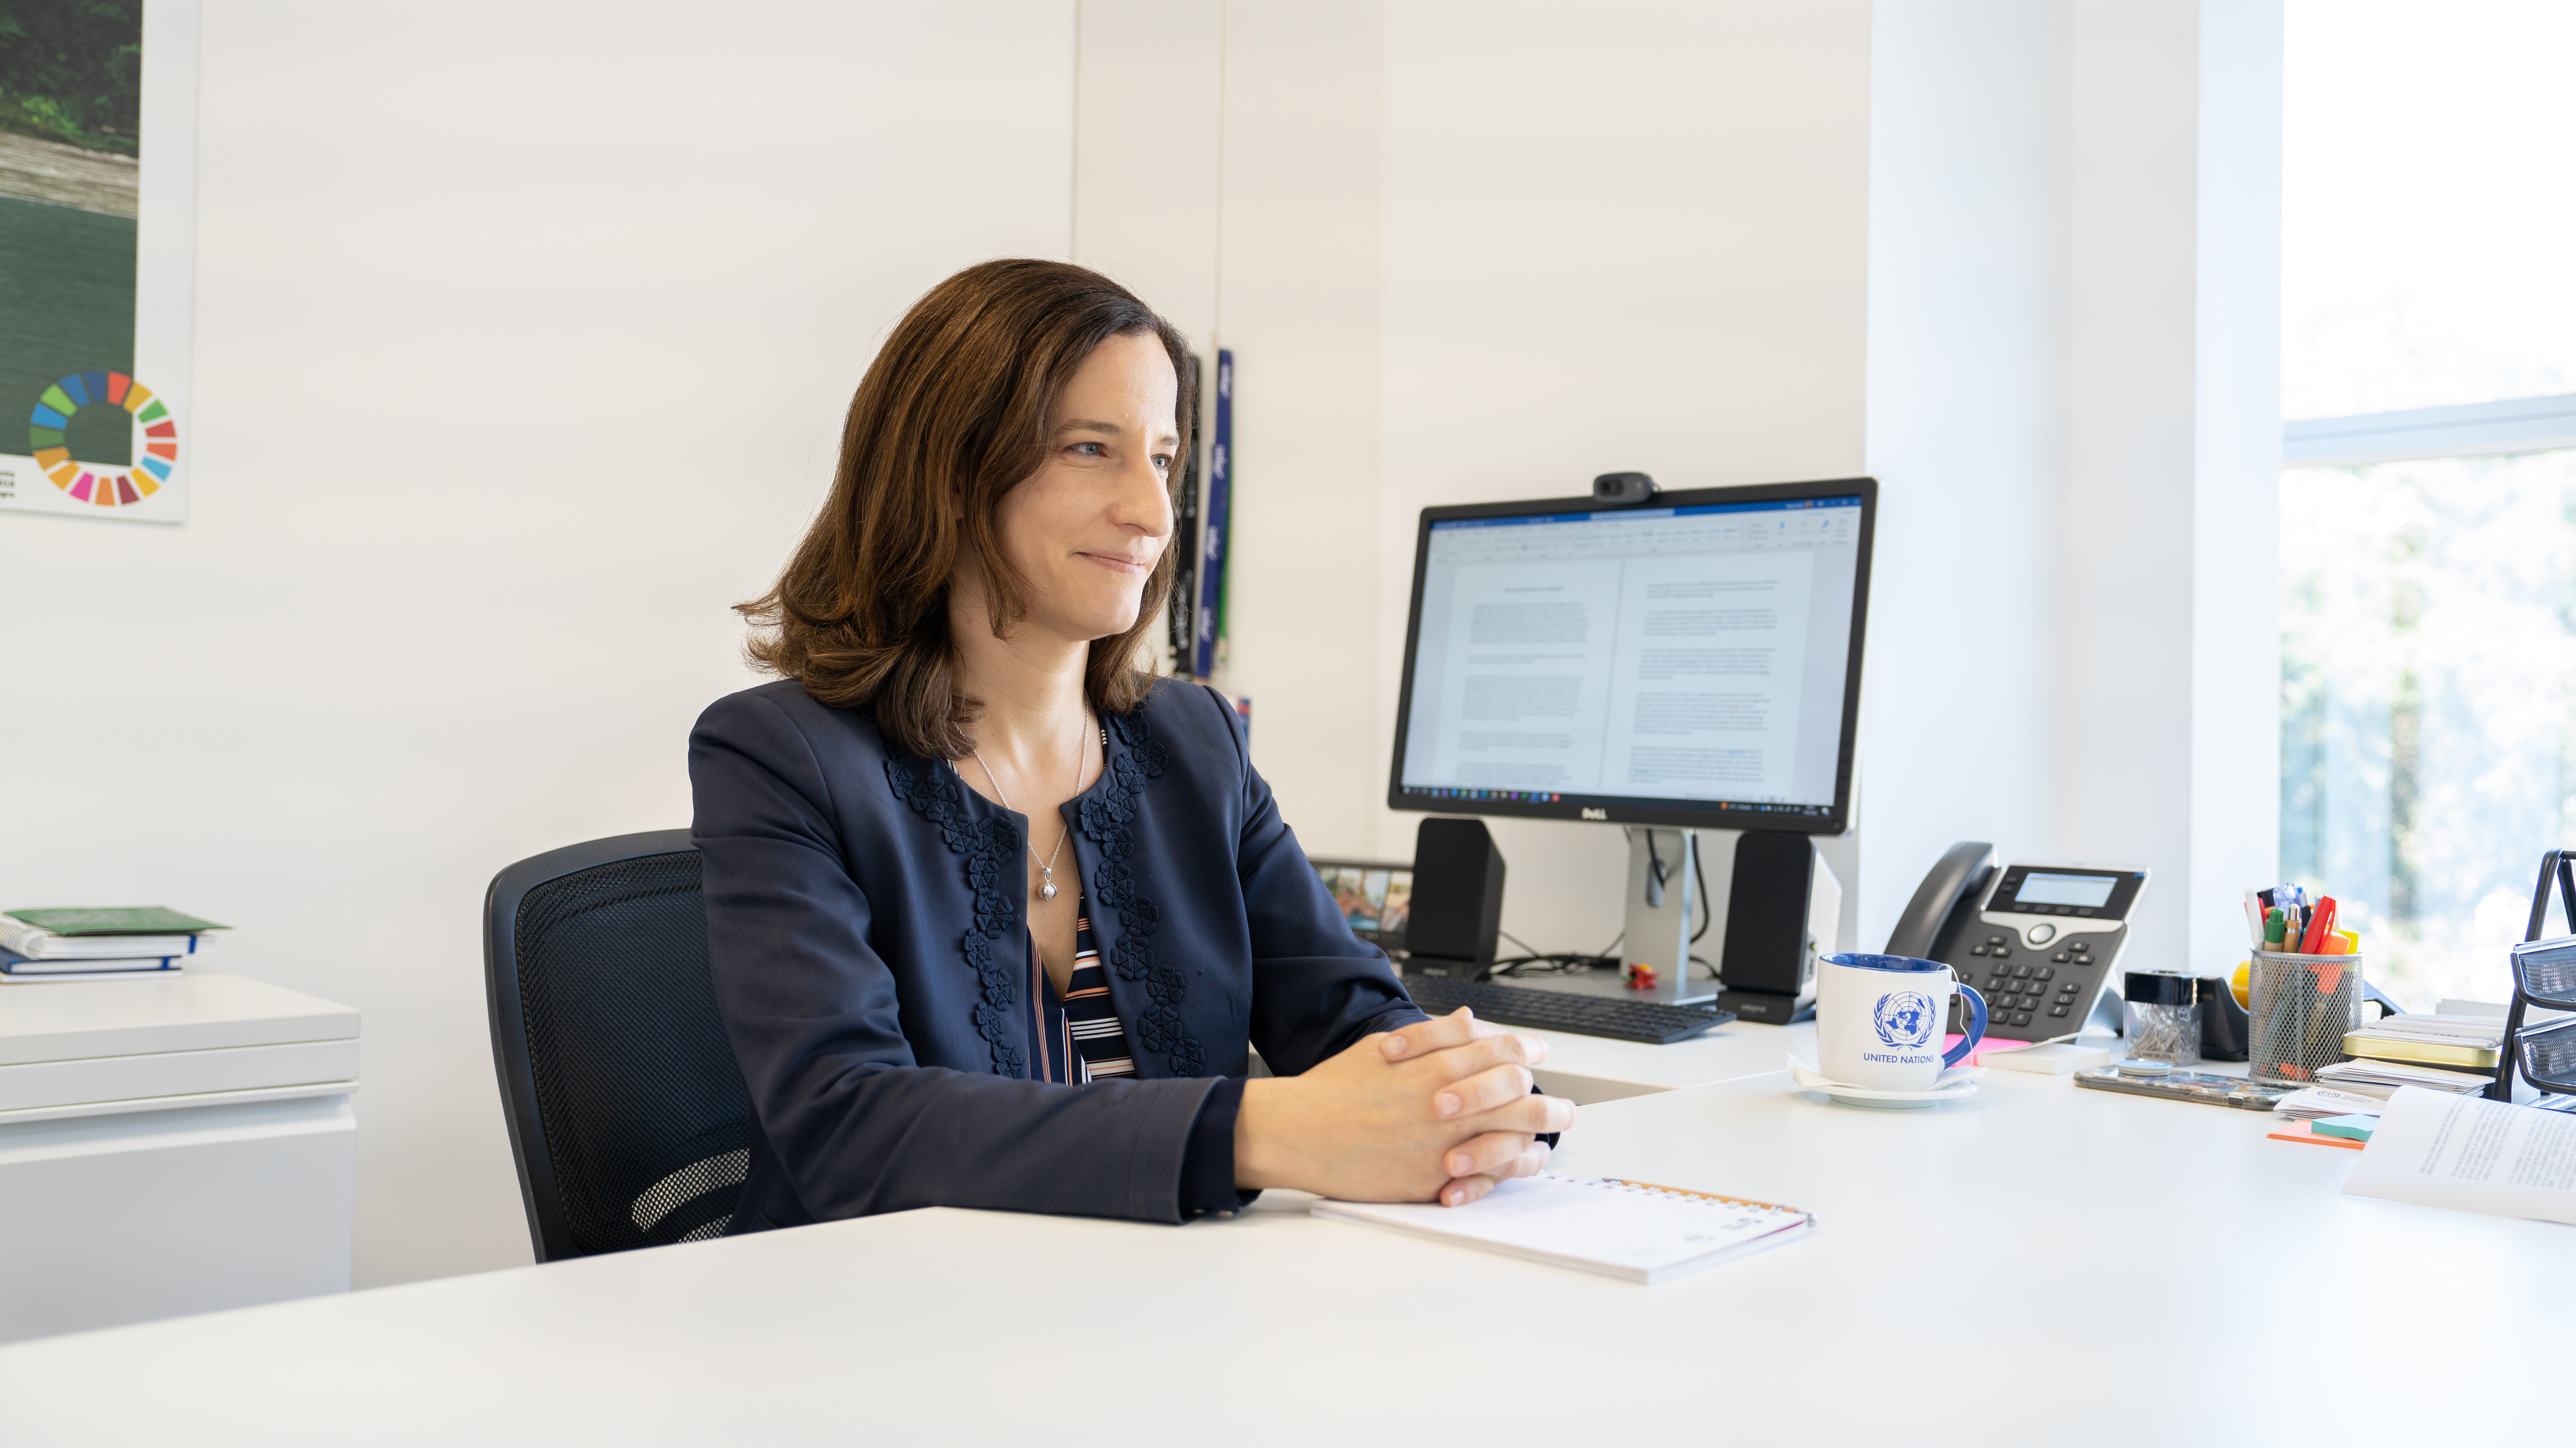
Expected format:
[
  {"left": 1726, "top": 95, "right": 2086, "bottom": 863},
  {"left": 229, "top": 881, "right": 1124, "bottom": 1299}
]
[{"left": 970, "top": 712, "right": 1090, "bottom": 902}]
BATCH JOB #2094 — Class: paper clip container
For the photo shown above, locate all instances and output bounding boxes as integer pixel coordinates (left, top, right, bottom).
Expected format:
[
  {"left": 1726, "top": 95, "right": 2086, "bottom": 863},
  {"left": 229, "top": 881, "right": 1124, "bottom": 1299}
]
[
  {"left": 2122, "top": 973, "right": 2203, "bottom": 1066},
  {"left": 2248, "top": 950, "right": 2363, "bottom": 1085}
]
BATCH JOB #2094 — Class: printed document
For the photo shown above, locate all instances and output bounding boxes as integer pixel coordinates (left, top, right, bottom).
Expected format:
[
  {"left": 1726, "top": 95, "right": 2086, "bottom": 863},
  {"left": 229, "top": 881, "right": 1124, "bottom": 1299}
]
[
  {"left": 2343, "top": 1085, "right": 2576, "bottom": 1225},
  {"left": 1422, "top": 549, "right": 1816, "bottom": 798}
]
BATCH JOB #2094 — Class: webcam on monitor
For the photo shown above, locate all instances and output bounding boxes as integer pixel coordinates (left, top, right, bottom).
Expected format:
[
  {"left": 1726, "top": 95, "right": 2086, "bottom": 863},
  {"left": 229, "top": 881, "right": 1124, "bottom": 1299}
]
[{"left": 1590, "top": 471, "right": 1661, "bottom": 505}]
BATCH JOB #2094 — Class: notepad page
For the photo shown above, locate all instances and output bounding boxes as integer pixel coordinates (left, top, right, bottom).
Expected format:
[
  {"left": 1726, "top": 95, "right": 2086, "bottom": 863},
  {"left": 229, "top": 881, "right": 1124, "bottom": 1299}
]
[{"left": 1311, "top": 1172, "right": 1809, "bottom": 1283}]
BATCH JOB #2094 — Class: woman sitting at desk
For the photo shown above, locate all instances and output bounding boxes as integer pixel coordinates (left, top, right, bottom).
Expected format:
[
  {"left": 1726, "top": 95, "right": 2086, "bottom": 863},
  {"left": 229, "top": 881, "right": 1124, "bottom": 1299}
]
[{"left": 691, "top": 259, "right": 1576, "bottom": 1231}]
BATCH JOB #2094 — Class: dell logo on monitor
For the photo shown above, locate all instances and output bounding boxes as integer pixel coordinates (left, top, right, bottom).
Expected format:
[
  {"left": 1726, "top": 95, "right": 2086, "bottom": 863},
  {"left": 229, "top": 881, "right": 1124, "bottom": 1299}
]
[{"left": 1580, "top": 807, "right": 1607, "bottom": 821}]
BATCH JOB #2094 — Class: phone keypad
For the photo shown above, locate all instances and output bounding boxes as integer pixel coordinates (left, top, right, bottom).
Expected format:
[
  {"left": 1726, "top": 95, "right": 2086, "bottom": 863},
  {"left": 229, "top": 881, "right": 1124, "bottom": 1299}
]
[{"left": 1965, "top": 929, "right": 2116, "bottom": 1039}]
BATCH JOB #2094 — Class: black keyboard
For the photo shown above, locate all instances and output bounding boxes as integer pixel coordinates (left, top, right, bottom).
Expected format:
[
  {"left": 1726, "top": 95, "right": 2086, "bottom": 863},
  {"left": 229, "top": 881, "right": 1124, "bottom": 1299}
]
[{"left": 1400, "top": 974, "right": 1734, "bottom": 1044}]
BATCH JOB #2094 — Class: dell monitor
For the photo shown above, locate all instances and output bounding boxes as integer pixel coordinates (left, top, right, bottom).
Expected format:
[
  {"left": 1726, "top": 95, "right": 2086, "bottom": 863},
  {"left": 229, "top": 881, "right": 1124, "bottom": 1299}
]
[{"left": 1386, "top": 475, "right": 1877, "bottom": 1008}]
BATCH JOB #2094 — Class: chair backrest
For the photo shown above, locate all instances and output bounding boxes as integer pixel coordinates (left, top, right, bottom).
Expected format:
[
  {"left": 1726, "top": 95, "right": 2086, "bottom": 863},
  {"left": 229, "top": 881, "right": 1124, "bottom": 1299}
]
[{"left": 483, "top": 830, "right": 750, "bottom": 1262}]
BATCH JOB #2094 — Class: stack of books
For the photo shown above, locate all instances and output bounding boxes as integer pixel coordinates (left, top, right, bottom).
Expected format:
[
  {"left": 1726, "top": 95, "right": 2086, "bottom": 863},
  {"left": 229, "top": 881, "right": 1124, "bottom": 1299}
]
[
  {"left": 2337, "top": 1012, "right": 2504, "bottom": 1092},
  {"left": 0, "top": 908, "right": 227, "bottom": 982}
]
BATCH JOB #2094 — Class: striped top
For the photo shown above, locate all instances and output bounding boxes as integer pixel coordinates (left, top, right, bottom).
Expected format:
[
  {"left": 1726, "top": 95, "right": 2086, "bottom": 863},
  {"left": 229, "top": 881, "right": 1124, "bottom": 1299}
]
[{"left": 1038, "top": 898, "right": 1137, "bottom": 1083}]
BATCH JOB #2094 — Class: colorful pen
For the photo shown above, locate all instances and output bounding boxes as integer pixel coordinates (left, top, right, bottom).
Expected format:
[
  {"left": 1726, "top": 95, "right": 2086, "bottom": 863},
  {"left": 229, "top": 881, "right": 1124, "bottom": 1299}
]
[{"left": 2300, "top": 896, "right": 2339, "bottom": 956}]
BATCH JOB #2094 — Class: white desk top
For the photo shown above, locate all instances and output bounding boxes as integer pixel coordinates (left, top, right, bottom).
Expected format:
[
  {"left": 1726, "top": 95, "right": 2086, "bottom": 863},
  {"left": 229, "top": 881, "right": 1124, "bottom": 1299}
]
[
  {"left": 0, "top": 971, "right": 357, "bottom": 1066},
  {"left": 1530, "top": 1016, "right": 1815, "bottom": 1100},
  {"left": 1451, "top": 968, "right": 1819, "bottom": 1101},
  {"left": 0, "top": 1061, "right": 2561, "bottom": 1442}
]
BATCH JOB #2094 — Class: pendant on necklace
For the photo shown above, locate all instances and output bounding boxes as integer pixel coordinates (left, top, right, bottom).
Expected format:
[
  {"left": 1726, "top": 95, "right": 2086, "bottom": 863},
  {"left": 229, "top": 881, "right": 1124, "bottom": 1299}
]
[{"left": 1039, "top": 872, "right": 1058, "bottom": 901}]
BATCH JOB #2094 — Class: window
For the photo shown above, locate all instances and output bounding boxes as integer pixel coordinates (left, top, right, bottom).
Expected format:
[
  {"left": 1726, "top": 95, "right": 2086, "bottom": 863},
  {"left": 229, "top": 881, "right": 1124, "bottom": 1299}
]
[{"left": 2280, "top": 0, "right": 2576, "bottom": 1004}]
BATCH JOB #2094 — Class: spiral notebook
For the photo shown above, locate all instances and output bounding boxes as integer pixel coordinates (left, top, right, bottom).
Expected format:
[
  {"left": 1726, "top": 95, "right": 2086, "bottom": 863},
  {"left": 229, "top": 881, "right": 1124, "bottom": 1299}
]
[{"left": 1310, "top": 1172, "right": 1813, "bottom": 1284}]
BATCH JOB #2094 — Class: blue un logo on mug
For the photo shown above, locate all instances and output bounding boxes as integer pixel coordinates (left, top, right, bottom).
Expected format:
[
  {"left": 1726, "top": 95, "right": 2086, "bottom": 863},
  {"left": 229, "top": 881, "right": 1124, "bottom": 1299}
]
[{"left": 1872, "top": 991, "right": 1937, "bottom": 1048}]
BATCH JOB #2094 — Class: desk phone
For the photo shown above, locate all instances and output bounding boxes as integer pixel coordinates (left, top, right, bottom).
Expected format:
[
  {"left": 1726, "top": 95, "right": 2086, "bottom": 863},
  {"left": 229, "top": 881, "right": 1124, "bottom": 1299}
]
[{"left": 1885, "top": 843, "right": 2150, "bottom": 1043}]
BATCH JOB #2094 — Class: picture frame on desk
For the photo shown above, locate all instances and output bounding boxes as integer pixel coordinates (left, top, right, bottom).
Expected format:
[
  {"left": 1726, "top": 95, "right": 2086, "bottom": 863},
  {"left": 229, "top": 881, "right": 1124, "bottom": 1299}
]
[{"left": 1309, "top": 857, "right": 1412, "bottom": 956}]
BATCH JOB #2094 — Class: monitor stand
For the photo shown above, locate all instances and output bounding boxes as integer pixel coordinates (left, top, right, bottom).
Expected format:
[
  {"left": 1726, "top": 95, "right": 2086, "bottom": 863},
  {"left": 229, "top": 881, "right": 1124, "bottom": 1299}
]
[{"left": 1622, "top": 827, "right": 1718, "bottom": 1006}]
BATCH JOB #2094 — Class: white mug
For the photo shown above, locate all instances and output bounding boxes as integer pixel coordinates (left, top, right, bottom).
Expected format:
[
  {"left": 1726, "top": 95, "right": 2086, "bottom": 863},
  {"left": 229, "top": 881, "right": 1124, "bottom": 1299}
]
[{"left": 1814, "top": 953, "right": 1988, "bottom": 1091}]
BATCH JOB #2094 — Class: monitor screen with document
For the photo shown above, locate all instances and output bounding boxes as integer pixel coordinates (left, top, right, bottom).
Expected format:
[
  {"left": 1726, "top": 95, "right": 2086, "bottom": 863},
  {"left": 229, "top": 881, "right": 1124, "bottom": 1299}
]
[{"left": 1387, "top": 477, "right": 1875, "bottom": 835}]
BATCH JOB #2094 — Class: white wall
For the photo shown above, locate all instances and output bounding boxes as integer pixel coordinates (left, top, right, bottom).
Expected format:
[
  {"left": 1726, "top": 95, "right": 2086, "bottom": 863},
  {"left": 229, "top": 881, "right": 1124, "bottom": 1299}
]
[
  {"left": 1075, "top": 0, "right": 1388, "bottom": 860},
  {"left": 1859, "top": 1, "right": 2071, "bottom": 943},
  {"left": 1073, "top": 0, "right": 1224, "bottom": 384},
  {"left": 2186, "top": 1, "right": 2285, "bottom": 970},
  {"left": 1044, "top": 0, "right": 2282, "bottom": 992},
  {"left": 1374, "top": 0, "right": 1874, "bottom": 960},
  {"left": 1863, "top": 0, "right": 2280, "bottom": 971},
  {"left": 1083, "top": 1, "right": 1878, "bottom": 964},
  {"left": 3, "top": 0, "right": 2281, "bottom": 1289},
  {"left": 2059, "top": 1, "right": 2204, "bottom": 964},
  {"left": 2059, "top": 0, "right": 2282, "bottom": 972},
  {"left": 1201, "top": 1, "right": 1390, "bottom": 856},
  {"left": 1, "top": 0, "right": 1079, "bottom": 1287}
]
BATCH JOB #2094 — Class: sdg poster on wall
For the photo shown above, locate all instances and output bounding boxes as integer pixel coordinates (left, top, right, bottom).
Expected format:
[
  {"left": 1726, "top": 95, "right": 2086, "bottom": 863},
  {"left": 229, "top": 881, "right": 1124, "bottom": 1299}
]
[{"left": 0, "top": 0, "right": 196, "bottom": 523}]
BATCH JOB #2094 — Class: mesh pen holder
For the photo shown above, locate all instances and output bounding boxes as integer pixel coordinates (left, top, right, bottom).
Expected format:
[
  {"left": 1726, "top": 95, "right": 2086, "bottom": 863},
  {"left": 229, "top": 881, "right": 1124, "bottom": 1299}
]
[{"left": 2249, "top": 949, "right": 2364, "bottom": 1086}]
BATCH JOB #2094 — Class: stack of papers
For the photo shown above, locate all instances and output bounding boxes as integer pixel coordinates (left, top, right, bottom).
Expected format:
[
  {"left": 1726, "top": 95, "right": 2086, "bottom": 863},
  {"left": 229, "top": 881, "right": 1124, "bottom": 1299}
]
[
  {"left": 2276, "top": 1085, "right": 2396, "bottom": 1119},
  {"left": 0, "top": 908, "right": 226, "bottom": 981},
  {"left": 2313, "top": 1057, "right": 2495, "bottom": 1098}
]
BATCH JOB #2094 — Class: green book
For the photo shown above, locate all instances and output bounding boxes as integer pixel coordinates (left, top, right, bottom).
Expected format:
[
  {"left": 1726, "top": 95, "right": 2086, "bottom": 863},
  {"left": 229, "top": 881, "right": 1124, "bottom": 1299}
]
[
  {"left": 3, "top": 907, "right": 229, "bottom": 936},
  {"left": 2313, "top": 1113, "right": 2377, "bottom": 1143}
]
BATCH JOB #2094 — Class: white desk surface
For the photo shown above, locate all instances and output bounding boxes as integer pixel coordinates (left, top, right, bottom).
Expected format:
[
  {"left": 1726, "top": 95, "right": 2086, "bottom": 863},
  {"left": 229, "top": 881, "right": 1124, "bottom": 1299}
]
[
  {"left": 1531, "top": 1015, "right": 1816, "bottom": 1099},
  {"left": 0, "top": 971, "right": 357, "bottom": 1065},
  {"left": 1457, "top": 967, "right": 1820, "bottom": 1101},
  {"left": 1, "top": 1061, "right": 2562, "bottom": 1443}
]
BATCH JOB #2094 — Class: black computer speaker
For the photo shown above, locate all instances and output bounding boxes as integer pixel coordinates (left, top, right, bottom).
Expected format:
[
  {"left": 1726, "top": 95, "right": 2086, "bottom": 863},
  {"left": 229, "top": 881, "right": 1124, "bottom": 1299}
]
[
  {"left": 1407, "top": 817, "right": 1507, "bottom": 978},
  {"left": 1719, "top": 830, "right": 1816, "bottom": 998}
]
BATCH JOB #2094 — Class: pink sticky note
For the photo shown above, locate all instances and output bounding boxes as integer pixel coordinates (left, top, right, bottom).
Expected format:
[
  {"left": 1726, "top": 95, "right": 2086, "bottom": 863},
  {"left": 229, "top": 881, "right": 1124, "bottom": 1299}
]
[{"left": 1947, "top": 1033, "right": 2032, "bottom": 1066}]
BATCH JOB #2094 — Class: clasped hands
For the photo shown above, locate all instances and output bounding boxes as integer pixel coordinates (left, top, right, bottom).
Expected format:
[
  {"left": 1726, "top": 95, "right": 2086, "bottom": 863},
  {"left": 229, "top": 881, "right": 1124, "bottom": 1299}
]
[{"left": 1234, "top": 1007, "right": 1579, "bottom": 1207}]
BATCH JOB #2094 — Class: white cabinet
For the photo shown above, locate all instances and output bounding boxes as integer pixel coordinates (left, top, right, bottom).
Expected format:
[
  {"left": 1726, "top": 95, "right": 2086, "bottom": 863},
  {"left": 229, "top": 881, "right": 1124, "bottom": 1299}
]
[{"left": 0, "top": 972, "right": 359, "bottom": 1343}]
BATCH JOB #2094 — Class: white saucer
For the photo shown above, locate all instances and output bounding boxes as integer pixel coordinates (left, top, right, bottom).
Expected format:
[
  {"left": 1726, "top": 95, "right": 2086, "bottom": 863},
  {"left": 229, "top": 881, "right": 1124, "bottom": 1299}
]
[{"left": 1786, "top": 1055, "right": 1982, "bottom": 1108}]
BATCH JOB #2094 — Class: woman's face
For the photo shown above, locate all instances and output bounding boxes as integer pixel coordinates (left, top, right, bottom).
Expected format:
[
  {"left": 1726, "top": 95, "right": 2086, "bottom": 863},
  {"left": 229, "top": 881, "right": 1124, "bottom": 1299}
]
[{"left": 987, "top": 331, "right": 1178, "bottom": 645}]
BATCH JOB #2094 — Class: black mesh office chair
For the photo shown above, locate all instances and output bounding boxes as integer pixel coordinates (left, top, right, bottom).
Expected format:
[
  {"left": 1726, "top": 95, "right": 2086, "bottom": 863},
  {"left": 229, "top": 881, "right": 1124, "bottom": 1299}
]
[{"left": 484, "top": 829, "right": 751, "bottom": 1261}]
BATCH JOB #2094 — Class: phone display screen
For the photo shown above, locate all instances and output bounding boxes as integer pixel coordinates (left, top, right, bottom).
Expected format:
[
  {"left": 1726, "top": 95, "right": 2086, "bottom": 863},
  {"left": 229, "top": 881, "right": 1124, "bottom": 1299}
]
[
  {"left": 2018, "top": 872, "right": 2118, "bottom": 908},
  {"left": 1988, "top": 865, "right": 2144, "bottom": 919}
]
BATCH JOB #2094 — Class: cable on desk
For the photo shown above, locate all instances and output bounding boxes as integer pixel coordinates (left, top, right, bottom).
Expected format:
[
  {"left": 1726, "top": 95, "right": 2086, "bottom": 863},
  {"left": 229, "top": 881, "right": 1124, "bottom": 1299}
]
[
  {"left": 1490, "top": 927, "right": 1631, "bottom": 978},
  {"left": 1691, "top": 849, "right": 1710, "bottom": 943},
  {"left": 1491, "top": 953, "right": 1605, "bottom": 977}
]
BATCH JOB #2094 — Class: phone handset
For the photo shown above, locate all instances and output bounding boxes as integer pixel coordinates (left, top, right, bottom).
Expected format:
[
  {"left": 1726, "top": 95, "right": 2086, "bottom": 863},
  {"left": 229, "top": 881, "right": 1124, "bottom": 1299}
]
[{"left": 1884, "top": 841, "right": 1996, "bottom": 959}]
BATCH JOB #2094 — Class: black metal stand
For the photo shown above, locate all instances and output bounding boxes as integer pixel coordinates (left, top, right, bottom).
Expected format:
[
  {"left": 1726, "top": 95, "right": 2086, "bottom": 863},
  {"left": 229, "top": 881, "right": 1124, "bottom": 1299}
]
[{"left": 2491, "top": 849, "right": 2576, "bottom": 1101}]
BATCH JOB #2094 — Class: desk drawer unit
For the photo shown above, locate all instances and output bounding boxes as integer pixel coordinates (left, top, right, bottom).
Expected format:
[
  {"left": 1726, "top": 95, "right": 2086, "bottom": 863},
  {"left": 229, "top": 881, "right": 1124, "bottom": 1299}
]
[
  {"left": 0, "top": 1094, "right": 356, "bottom": 1343},
  {"left": 0, "top": 973, "right": 362, "bottom": 1343},
  {"left": 0, "top": 1038, "right": 359, "bottom": 1115}
]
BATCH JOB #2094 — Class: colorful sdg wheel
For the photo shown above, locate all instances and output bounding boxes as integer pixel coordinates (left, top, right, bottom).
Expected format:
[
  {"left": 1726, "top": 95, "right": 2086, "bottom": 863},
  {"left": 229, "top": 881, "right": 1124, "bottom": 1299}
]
[{"left": 27, "top": 371, "right": 177, "bottom": 508}]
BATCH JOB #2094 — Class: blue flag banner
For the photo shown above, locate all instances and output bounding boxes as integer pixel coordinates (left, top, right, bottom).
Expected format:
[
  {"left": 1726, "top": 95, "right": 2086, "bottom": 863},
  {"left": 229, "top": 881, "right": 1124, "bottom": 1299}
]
[{"left": 1192, "top": 350, "right": 1233, "bottom": 680}]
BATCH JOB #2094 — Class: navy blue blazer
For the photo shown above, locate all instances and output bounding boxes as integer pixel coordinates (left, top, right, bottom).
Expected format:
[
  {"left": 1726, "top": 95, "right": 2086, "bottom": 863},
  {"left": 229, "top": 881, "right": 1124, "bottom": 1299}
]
[{"left": 689, "top": 676, "right": 1425, "bottom": 1229}]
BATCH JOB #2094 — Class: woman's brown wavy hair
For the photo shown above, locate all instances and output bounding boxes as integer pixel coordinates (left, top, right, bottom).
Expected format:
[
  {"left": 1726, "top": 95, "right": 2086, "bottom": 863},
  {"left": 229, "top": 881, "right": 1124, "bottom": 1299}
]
[{"left": 737, "top": 259, "right": 1194, "bottom": 759}]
